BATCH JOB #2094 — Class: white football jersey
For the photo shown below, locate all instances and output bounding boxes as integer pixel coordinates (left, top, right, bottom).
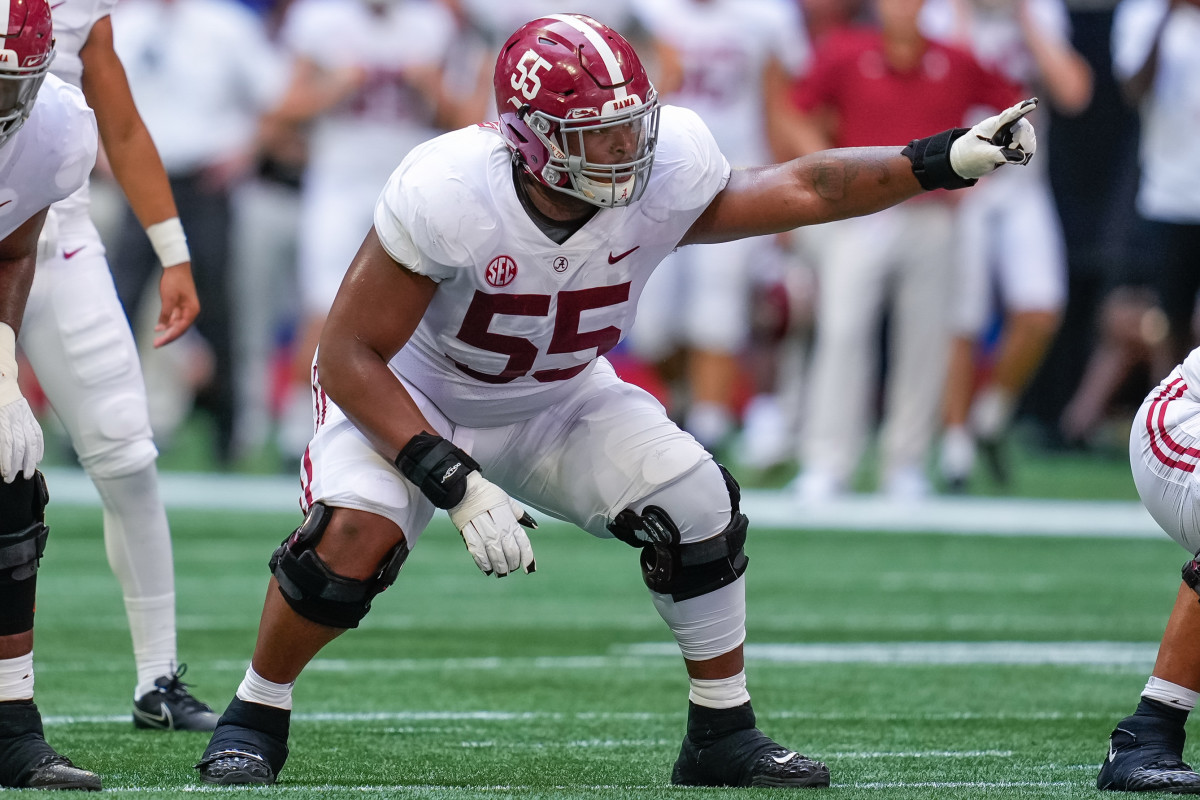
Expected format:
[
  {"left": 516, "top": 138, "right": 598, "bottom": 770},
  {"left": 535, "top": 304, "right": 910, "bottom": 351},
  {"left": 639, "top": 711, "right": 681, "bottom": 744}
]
[
  {"left": 920, "top": 0, "right": 1072, "bottom": 89},
  {"left": 0, "top": 75, "right": 97, "bottom": 241},
  {"left": 281, "top": 0, "right": 457, "bottom": 179},
  {"left": 47, "top": 0, "right": 117, "bottom": 224},
  {"left": 373, "top": 105, "right": 730, "bottom": 427},
  {"left": 632, "top": 0, "right": 808, "bottom": 165},
  {"left": 49, "top": 0, "right": 119, "bottom": 90}
]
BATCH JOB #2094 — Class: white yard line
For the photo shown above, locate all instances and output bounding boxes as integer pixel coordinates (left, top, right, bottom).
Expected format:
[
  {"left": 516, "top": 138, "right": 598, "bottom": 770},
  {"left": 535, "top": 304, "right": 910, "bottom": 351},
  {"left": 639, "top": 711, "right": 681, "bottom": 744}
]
[{"left": 41, "top": 468, "right": 1161, "bottom": 538}]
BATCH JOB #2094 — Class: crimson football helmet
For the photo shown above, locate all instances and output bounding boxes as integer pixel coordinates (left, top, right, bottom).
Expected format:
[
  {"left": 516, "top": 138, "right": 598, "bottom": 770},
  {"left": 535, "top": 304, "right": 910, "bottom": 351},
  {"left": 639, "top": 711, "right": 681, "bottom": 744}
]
[
  {"left": 0, "top": 0, "right": 54, "bottom": 149},
  {"left": 494, "top": 14, "right": 659, "bottom": 209}
]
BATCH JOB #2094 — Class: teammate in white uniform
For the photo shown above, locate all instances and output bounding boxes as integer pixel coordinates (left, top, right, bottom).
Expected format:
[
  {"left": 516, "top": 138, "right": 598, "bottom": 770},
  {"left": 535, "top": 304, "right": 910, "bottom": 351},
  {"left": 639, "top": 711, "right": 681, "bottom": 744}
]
[
  {"left": 195, "top": 13, "right": 1038, "bottom": 788},
  {"left": 627, "top": 0, "right": 809, "bottom": 451},
  {"left": 1098, "top": 346, "right": 1200, "bottom": 793},
  {"left": 0, "top": 0, "right": 103, "bottom": 788},
  {"left": 921, "top": 0, "right": 1092, "bottom": 491},
  {"left": 19, "top": 0, "right": 217, "bottom": 730},
  {"left": 274, "top": 0, "right": 479, "bottom": 458}
]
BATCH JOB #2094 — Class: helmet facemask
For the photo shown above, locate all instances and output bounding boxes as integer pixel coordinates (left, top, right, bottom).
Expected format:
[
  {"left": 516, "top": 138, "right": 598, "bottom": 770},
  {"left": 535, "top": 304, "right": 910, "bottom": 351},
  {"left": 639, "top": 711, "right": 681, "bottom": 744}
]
[{"left": 525, "top": 91, "right": 659, "bottom": 209}]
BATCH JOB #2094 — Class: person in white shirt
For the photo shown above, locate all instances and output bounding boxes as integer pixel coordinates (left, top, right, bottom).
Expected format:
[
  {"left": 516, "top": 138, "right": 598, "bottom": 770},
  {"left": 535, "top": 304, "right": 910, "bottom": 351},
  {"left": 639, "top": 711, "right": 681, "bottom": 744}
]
[
  {"left": 626, "top": 0, "right": 809, "bottom": 453},
  {"left": 921, "top": 0, "right": 1092, "bottom": 492},
  {"left": 0, "top": 0, "right": 102, "bottom": 787},
  {"left": 193, "top": 13, "right": 1038, "bottom": 789},
  {"left": 21, "top": 0, "right": 220, "bottom": 732}
]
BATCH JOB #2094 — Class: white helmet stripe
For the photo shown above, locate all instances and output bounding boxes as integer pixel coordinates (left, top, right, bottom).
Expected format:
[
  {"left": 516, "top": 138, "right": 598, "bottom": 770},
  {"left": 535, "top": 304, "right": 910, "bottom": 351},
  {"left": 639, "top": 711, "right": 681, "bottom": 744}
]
[
  {"left": 546, "top": 14, "right": 628, "bottom": 100},
  {"left": 0, "top": 0, "right": 11, "bottom": 36}
]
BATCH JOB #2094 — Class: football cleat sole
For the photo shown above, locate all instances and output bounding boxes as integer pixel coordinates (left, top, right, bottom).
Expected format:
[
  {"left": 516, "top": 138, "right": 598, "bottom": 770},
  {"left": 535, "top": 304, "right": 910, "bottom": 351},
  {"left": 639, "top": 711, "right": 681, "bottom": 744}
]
[{"left": 198, "top": 750, "right": 275, "bottom": 786}]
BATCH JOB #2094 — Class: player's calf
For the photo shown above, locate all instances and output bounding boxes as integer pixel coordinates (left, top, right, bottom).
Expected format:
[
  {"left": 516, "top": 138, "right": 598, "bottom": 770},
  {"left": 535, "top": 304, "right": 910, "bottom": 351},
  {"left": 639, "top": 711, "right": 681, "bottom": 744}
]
[{"left": 196, "top": 698, "right": 290, "bottom": 786}]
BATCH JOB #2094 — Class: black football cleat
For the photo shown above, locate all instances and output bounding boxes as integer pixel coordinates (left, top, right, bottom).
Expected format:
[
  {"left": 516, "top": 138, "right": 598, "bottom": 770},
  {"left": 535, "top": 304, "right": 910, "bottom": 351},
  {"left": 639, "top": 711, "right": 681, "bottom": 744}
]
[
  {"left": 0, "top": 700, "right": 101, "bottom": 790},
  {"left": 977, "top": 435, "right": 1011, "bottom": 487},
  {"left": 1098, "top": 718, "right": 1200, "bottom": 793},
  {"left": 22, "top": 754, "right": 103, "bottom": 791},
  {"left": 133, "top": 664, "right": 218, "bottom": 731},
  {"left": 196, "top": 698, "right": 290, "bottom": 786},
  {"left": 671, "top": 701, "right": 830, "bottom": 789}
]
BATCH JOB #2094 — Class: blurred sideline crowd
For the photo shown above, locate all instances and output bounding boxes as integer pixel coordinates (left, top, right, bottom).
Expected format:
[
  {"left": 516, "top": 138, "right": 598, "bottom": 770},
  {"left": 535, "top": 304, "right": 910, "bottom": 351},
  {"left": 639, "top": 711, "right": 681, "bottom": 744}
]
[{"left": 30, "top": 0, "right": 1200, "bottom": 501}]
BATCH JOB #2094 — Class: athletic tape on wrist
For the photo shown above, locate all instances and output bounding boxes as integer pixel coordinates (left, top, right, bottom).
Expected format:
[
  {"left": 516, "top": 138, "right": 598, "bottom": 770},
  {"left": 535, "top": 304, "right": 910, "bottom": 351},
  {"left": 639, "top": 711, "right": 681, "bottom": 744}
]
[
  {"left": 0, "top": 323, "right": 20, "bottom": 407},
  {"left": 901, "top": 128, "right": 976, "bottom": 191},
  {"left": 145, "top": 217, "right": 191, "bottom": 268},
  {"left": 394, "top": 433, "right": 479, "bottom": 509}
]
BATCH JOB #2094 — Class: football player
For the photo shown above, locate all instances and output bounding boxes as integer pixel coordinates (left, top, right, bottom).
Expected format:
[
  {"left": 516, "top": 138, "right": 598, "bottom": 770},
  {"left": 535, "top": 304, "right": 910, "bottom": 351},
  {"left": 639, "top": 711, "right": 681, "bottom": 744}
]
[
  {"left": 196, "top": 14, "right": 1038, "bottom": 788},
  {"left": 0, "top": 0, "right": 102, "bottom": 788},
  {"left": 20, "top": 0, "right": 217, "bottom": 730},
  {"left": 1099, "top": 345, "right": 1200, "bottom": 793}
]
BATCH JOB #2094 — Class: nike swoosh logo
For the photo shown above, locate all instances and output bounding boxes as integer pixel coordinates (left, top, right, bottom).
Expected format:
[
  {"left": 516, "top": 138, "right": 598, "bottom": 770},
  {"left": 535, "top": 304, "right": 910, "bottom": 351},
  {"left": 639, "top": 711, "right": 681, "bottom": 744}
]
[
  {"left": 1108, "top": 742, "right": 1118, "bottom": 763},
  {"left": 63, "top": 247, "right": 85, "bottom": 259},
  {"left": 608, "top": 246, "right": 640, "bottom": 264},
  {"left": 772, "top": 752, "right": 798, "bottom": 764},
  {"left": 0, "top": 200, "right": 11, "bottom": 208},
  {"left": 133, "top": 701, "right": 174, "bottom": 729}
]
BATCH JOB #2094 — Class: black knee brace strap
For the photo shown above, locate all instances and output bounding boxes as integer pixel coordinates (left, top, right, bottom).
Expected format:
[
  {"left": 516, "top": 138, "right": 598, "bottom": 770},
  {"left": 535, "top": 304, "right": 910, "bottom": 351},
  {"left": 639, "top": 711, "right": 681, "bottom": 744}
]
[
  {"left": 608, "top": 465, "right": 750, "bottom": 602},
  {"left": 0, "top": 473, "right": 49, "bottom": 636},
  {"left": 269, "top": 503, "right": 408, "bottom": 629},
  {"left": 1183, "top": 557, "right": 1200, "bottom": 602},
  {"left": 901, "top": 128, "right": 976, "bottom": 191}
]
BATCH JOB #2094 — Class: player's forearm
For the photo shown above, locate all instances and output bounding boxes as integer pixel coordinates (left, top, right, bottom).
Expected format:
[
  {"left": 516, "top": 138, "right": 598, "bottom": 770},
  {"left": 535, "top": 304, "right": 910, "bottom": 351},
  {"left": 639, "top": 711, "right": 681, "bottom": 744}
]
[
  {"left": 794, "top": 148, "right": 927, "bottom": 222},
  {"left": 104, "top": 125, "right": 180, "bottom": 229},
  {"left": 1022, "top": 26, "right": 1092, "bottom": 115}
]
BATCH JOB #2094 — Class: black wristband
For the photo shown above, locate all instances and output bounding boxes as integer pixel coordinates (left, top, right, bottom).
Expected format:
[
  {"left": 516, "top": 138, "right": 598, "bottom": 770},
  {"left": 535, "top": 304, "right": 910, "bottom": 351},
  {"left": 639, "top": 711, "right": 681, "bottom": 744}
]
[
  {"left": 394, "top": 433, "right": 480, "bottom": 509},
  {"left": 901, "top": 128, "right": 976, "bottom": 191}
]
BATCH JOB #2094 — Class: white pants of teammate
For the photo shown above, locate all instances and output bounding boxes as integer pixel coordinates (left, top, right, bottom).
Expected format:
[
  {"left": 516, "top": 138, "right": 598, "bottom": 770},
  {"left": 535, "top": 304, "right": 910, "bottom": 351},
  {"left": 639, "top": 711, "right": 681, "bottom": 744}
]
[
  {"left": 1130, "top": 368, "right": 1200, "bottom": 554},
  {"left": 301, "top": 358, "right": 746, "bottom": 661},
  {"left": 21, "top": 200, "right": 178, "bottom": 694},
  {"left": 801, "top": 201, "right": 956, "bottom": 483},
  {"left": 628, "top": 237, "right": 765, "bottom": 361},
  {"left": 951, "top": 167, "right": 1067, "bottom": 335}
]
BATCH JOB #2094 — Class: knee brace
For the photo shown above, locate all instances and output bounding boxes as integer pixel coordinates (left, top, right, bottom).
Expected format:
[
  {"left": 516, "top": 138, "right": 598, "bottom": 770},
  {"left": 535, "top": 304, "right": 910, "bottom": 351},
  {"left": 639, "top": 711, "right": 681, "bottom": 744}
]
[
  {"left": 268, "top": 503, "right": 408, "bottom": 629},
  {"left": 1183, "top": 557, "right": 1200, "bottom": 602},
  {"left": 0, "top": 472, "right": 49, "bottom": 635},
  {"left": 608, "top": 465, "right": 749, "bottom": 602}
]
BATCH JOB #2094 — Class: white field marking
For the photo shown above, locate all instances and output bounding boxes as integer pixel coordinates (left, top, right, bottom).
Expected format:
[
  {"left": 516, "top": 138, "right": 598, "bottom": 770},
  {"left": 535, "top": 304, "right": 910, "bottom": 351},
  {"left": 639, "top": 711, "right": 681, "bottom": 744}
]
[
  {"left": 40, "top": 467, "right": 1160, "bottom": 537},
  {"left": 622, "top": 641, "right": 1159, "bottom": 666},
  {"left": 850, "top": 781, "right": 1074, "bottom": 789},
  {"left": 456, "top": 739, "right": 676, "bottom": 748},
  {"left": 825, "top": 750, "right": 1013, "bottom": 758},
  {"left": 41, "top": 709, "right": 1118, "bottom": 726},
  {"left": 30, "top": 641, "right": 1158, "bottom": 677}
]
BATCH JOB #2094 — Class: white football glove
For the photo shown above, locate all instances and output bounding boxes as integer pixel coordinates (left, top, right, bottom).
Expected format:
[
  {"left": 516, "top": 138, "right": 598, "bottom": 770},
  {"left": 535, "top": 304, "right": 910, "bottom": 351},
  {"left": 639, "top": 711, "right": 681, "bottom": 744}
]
[
  {"left": 950, "top": 97, "right": 1038, "bottom": 180},
  {"left": 0, "top": 323, "right": 42, "bottom": 483},
  {"left": 448, "top": 471, "right": 537, "bottom": 577}
]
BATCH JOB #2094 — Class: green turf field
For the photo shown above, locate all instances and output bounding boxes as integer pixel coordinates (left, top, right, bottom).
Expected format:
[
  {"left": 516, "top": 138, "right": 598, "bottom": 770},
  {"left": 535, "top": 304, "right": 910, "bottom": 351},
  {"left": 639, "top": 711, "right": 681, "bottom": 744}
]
[{"left": 22, "top": 489, "right": 1189, "bottom": 799}]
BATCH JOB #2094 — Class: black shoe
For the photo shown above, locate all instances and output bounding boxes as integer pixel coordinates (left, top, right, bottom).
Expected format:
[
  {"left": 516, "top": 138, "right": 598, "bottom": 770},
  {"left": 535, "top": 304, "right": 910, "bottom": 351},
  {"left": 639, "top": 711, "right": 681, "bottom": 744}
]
[
  {"left": 133, "top": 664, "right": 218, "bottom": 731},
  {"left": 0, "top": 700, "right": 102, "bottom": 790},
  {"left": 977, "top": 436, "right": 1011, "bottom": 487},
  {"left": 1098, "top": 716, "right": 1200, "bottom": 793},
  {"left": 196, "top": 698, "right": 290, "bottom": 785},
  {"left": 671, "top": 701, "right": 829, "bottom": 788},
  {"left": 22, "top": 754, "right": 103, "bottom": 791}
]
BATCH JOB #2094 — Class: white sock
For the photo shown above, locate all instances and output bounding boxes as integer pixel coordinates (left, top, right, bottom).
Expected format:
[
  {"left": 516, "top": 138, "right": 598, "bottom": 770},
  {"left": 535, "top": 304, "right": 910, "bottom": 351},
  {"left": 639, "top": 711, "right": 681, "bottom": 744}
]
[
  {"left": 969, "top": 387, "right": 1015, "bottom": 440},
  {"left": 236, "top": 666, "right": 295, "bottom": 711},
  {"left": 0, "top": 653, "right": 35, "bottom": 701},
  {"left": 686, "top": 402, "right": 734, "bottom": 451},
  {"left": 127, "top": 593, "right": 178, "bottom": 699},
  {"left": 940, "top": 425, "right": 975, "bottom": 479},
  {"left": 91, "top": 466, "right": 180, "bottom": 699},
  {"left": 1143, "top": 676, "right": 1200, "bottom": 712},
  {"left": 689, "top": 671, "right": 750, "bottom": 709}
]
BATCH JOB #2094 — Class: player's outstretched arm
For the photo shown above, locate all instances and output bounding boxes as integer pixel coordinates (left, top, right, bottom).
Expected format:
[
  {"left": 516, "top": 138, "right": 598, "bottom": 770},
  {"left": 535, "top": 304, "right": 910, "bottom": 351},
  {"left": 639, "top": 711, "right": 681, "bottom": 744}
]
[
  {"left": 80, "top": 15, "right": 200, "bottom": 347},
  {"left": 684, "top": 98, "right": 1038, "bottom": 246}
]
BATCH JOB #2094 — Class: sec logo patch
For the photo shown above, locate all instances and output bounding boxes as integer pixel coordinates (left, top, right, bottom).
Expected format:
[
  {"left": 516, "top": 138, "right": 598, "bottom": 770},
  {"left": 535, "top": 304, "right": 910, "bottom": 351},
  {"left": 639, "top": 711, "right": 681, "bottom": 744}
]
[{"left": 486, "top": 255, "right": 518, "bottom": 287}]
